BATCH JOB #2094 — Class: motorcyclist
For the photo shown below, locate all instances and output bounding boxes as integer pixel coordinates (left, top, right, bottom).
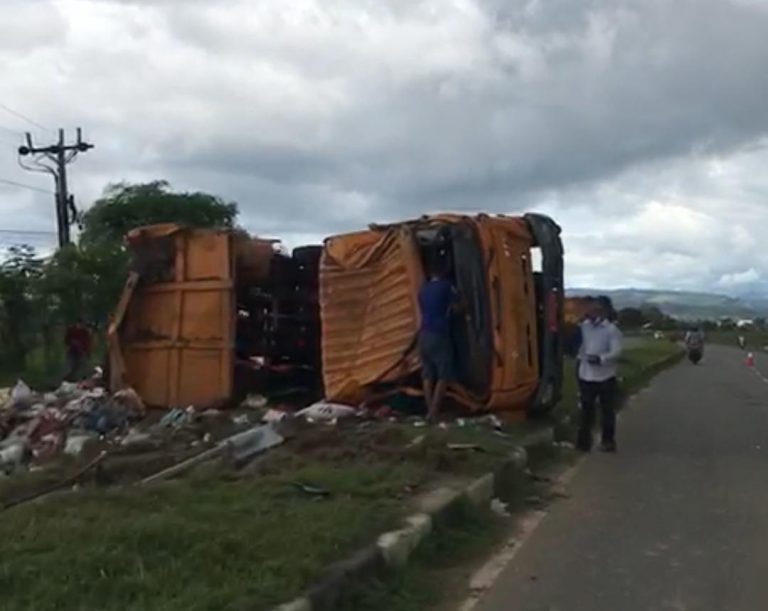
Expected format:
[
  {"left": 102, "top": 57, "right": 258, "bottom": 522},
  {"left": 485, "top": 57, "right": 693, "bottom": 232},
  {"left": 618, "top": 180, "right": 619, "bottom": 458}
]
[{"left": 684, "top": 327, "right": 705, "bottom": 353}]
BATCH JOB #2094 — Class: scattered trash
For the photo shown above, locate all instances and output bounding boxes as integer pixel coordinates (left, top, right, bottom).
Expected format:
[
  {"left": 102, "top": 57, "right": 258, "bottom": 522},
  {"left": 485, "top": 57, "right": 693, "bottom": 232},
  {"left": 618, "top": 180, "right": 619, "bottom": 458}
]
[
  {"left": 242, "top": 394, "right": 268, "bottom": 409},
  {"left": 0, "top": 441, "right": 28, "bottom": 474},
  {"left": 490, "top": 498, "right": 511, "bottom": 517},
  {"left": 112, "top": 388, "right": 145, "bottom": 419},
  {"left": 262, "top": 409, "right": 289, "bottom": 424},
  {"left": 412, "top": 420, "right": 428, "bottom": 428},
  {"left": 64, "top": 433, "right": 97, "bottom": 456},
  {"left": 296, "top": 401, "right": 357, "bottom": 422},
  {"left": 231, "top": 414, "right": 250, "bottom": 426},
  {"left": 10, "top": 380, "right": 32, "bottom": 407},
  {"left": 291, "top": 481, "right": 331, "bottom": 498},
  {"left": 406, "top": 434, "right": 426, "bottom": 449},
  {"left": 120, "top": 429, "right": 153, "bottom": 447},
  {"left": 55, "top": 381, "right": 80, "bottom": 401},
  {"left": 157, "top": 407, "right": 193, "bottom": 430},
  {"left": 479, "top": 414, "right": 503, "bottom": 430},
  {"left": 224, "top": 424, "right": 284, "bottom": 462}
]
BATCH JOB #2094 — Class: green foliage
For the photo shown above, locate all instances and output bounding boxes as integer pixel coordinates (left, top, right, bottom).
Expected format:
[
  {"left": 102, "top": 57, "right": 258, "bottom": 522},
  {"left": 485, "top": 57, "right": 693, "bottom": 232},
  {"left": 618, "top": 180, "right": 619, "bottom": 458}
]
[
  {"left": 0, "top": 180, "right": 240, "bottom": 384},
  {"left": 617, "top": 307, "right": 646, "bottom": 329},
  {"left": 0, "top": 246, "right": 45, "bottom": 370},
  {"left": 80, "top": 180, "right": 238, "bottom": 245}
]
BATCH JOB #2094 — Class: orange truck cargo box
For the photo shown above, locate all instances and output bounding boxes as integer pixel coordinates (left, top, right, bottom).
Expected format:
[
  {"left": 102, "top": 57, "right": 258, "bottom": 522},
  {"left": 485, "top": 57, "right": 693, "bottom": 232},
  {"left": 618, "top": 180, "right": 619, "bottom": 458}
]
[
  {"left": 320, "top": 213, "right": 564, "bottom": 418},
  {"left": 109, "top": 224, "right": 236, "bottom": 408}
]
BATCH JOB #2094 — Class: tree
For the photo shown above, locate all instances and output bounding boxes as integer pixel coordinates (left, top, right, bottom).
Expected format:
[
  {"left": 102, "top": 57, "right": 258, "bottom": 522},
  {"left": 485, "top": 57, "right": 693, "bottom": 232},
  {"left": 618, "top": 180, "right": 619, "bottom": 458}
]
[
  {"left": 617, "top": 307, "right": 646, "bottom": 329},
  {"left": 0, "top": 246, "right": 44, "bottom": 369},
  {"left": 640, "top": 305, "right": 665, "bottom": 325},
  {"left": 80, "top": 181, "right": 238, "bottom": 246},
  {"left": 0, "top": 181, "right": 241, "bottom": 384}
]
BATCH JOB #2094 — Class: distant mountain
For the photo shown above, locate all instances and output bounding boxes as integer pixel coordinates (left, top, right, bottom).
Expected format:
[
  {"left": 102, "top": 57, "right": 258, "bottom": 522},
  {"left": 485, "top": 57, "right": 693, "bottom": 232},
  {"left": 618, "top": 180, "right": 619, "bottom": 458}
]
[{"left": 567, "top": 288, "right": 768, "bottom": 320}]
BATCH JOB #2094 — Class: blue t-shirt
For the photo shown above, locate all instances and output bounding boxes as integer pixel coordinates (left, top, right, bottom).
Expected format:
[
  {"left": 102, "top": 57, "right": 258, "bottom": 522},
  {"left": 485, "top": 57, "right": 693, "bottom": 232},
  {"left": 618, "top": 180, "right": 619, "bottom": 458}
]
[{"left": 419, "top": 278, "right": 456, "bottom": 336}]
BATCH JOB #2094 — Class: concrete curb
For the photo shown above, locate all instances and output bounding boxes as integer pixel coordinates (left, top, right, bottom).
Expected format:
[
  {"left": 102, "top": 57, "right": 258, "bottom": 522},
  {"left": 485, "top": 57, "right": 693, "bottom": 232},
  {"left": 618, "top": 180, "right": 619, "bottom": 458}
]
[{"left": 269, "top": 430, "right": 553, "bottom": 611}]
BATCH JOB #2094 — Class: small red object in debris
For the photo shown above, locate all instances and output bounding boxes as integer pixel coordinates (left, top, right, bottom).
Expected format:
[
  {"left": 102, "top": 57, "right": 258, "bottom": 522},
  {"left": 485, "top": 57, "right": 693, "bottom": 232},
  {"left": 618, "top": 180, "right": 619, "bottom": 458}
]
[{"left": 374, "top": 406, "right": 393, "bottom": 419}]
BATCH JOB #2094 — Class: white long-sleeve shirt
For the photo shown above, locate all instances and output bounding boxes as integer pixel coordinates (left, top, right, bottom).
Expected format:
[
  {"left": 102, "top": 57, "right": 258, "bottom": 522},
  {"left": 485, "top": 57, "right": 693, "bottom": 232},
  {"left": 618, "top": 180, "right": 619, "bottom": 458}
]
[{"left": 577, "top": 319, "right": 623, "bottom": 382}]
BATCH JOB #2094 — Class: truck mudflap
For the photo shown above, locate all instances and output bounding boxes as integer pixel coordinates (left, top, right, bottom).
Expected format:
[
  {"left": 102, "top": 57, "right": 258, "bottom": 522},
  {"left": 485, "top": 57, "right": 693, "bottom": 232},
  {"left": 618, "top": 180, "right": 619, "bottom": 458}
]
[{"left": 524, "top": 213, "right": 564, "bottom": 416}]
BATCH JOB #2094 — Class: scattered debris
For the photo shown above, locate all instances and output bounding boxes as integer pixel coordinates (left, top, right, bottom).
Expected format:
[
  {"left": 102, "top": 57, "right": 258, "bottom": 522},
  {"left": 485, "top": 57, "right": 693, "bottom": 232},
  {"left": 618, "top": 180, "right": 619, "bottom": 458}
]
[
  {"left": 0, "top": 381, "right": 149, "bottom": 476},
  {"left": 119, "top": 429, "right": 154, "bottom": 448},
  {"left": 406, "top": 434, "right": 426, "bottom": 449},
  {"left": 64, "top": 433, "right": 97, "bottom": 457},
  {"left": 262, "top": 408, "right": 289, "bottom": 424},
  {"left": 291, "top": 481, "right": 331, "bottom": 498},
  {"left": 296, "top": 401, "right": 357, "bottom": 422},
  {"left": 142, "top": 424, "right": 284, "bottom": 484},
  {"left": 10, "top": 380, "right": 32, "bottom": 406},
  {"left": 242, "top": 394, "right": 269, "bottom": 409},
  {"left": 223, "top": 425, "right": 284, "bottom": 463},
  {"left": 156, "top": 407, "right": 194, "bottom": 430},
  {"left": 231, "top": 414, "right": 250, "bottom": 426},
  {"left": 490, "top": 498, "right": 511, "bottom": 518},
  {"left": 0, "top": 441, "right": 28, "bottom": 475}
]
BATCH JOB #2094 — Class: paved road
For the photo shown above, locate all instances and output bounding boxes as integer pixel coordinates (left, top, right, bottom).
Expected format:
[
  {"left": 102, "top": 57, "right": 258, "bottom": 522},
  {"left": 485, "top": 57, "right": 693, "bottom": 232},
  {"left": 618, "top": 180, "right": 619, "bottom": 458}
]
[{"left": 476, "top": 345, "right": 768, "bottom": 611}]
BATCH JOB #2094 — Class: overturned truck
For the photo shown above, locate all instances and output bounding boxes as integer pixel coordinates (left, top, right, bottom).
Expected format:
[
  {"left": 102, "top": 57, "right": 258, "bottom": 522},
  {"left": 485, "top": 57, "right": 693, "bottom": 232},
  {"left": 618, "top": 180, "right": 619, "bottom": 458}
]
[
  {"left": 320, "top": 213, "right": 564, "bottom": 418},
  {"left": 108, "top": 224, "right": 322, "bottom": 409}
]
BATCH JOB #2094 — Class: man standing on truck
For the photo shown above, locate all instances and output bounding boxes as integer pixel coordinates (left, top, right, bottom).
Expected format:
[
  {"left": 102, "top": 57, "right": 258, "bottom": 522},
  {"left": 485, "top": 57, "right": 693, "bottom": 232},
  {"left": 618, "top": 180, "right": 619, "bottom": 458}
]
[
  {"left": 418, "top": 259, "right": 459, "bottom": 422},
  {"left": 577, "top": 301, "right": 623, "bottom": 453}
]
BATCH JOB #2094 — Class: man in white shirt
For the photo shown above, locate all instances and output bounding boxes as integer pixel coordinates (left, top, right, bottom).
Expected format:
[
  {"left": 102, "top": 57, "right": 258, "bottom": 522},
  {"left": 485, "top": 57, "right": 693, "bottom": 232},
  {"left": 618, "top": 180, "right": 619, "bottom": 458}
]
[{"left": 577, "top": 301, "right": 623, "bottom": 453}]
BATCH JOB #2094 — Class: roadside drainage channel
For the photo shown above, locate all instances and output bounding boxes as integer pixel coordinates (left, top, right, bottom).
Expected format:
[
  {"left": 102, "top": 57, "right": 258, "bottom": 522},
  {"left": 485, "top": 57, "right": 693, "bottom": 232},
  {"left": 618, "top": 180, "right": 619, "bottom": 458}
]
[{"left": 271, "top": 427, "right": 554, "bottom": 611}]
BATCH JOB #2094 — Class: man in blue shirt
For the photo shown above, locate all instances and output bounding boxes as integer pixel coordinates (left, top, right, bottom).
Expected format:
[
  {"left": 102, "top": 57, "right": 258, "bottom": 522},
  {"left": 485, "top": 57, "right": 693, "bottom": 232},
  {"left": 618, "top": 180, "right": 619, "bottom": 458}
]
[{"left": 418, "top": 263, "right": 459, "bottom": 421}]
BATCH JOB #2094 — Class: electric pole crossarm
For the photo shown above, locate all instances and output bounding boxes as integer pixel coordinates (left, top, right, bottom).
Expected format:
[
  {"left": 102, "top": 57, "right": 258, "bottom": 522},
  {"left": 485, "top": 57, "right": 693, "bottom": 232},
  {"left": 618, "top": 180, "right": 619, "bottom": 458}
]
[{"left": 17, "top": 128, "right": 94, "bottom": 247}]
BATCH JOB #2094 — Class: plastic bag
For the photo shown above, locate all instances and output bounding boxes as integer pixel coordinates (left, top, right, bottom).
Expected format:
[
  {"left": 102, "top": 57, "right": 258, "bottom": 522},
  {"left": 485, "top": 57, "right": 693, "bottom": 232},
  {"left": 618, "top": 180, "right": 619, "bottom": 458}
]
[
  {"left": 10, "top": 380, "right": 32, "bottom": 406},
  {"left": 296, "top": 402, "right": 357, "bottom": 422}
]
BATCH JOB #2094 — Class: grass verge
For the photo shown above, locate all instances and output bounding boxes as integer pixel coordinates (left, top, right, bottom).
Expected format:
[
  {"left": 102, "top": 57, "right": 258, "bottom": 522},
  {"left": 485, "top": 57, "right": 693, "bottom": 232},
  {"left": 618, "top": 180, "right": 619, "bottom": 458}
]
[
  {"left": 0, "top": 340, "right": 681, "bottom": 611},
  {"left": 0, "top": 462, "right": 424, "bottom": 611}
]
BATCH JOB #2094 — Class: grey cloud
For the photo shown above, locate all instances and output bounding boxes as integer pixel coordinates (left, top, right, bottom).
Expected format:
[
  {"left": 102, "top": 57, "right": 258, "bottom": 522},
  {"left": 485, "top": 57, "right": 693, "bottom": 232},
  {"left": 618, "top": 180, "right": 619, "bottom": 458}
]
[{"left": 3, "top": 0, "right": 768, "bottom": 295}]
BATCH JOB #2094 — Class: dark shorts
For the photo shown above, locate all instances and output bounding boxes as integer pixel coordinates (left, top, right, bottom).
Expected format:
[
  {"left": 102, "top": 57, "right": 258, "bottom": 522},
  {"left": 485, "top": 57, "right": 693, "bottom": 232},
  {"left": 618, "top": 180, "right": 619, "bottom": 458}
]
[{"left": 419, "top": 330, "right": 455, "bottom": 381}]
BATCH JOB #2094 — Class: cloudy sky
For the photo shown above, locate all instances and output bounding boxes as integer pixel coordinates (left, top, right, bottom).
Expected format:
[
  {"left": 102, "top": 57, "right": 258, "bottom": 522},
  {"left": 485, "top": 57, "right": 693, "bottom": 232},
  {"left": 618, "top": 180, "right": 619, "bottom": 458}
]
[{"left": 1, "top": 0, "right": 768, "bottom": 294}]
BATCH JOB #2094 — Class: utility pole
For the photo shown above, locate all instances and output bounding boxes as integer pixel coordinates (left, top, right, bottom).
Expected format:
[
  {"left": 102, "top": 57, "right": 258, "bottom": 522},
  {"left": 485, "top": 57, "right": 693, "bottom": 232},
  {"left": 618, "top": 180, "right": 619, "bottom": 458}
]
[{"left": 18, "top": 128, "right": 94, "bottom": 247}]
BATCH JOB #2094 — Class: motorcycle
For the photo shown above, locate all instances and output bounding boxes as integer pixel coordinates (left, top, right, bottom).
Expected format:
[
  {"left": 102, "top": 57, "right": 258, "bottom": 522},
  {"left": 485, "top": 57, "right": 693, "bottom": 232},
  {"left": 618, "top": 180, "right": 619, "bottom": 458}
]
[{"left": 687, "top": 345, "right": 703, "bottom": 364}]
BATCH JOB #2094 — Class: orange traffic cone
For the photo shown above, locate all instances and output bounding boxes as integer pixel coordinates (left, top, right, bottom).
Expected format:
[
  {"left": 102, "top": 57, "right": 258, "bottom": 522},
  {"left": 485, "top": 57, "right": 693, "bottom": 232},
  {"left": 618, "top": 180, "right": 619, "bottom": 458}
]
[{"left": 746, "top": 352, "right": 755, "bottom": 367}]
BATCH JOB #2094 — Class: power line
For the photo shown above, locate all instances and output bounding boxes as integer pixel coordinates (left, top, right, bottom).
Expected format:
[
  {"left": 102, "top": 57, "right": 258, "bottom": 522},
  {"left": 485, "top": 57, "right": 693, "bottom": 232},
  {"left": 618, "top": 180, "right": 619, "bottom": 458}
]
[
  {"left": 0, "top": 102, "right": 48, "bottom": 131},
  {"left": 0, "top": 177, "right": 54, "bottom": 194}
]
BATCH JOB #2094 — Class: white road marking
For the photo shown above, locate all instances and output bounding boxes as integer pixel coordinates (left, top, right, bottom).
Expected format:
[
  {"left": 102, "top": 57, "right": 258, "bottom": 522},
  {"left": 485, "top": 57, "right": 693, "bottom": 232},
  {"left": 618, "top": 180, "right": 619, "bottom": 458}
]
[{"left": 457, "top": 459, "right": 584, "bottom": 611}]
